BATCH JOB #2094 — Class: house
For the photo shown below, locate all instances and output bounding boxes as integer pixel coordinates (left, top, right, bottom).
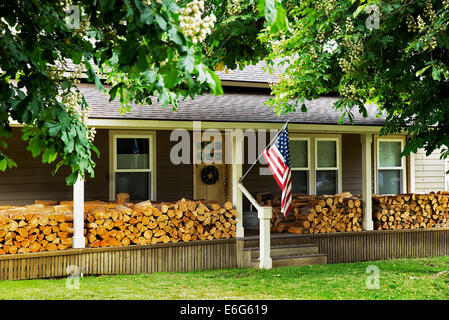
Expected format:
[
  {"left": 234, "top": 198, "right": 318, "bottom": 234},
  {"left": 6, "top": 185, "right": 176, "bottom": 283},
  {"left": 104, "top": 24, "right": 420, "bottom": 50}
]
[
  {"left": 2, "top": 61, "right": 449, "bottom": 279},
  {"left": 1, "top": 61, "right": 447, "bottom": 235}
]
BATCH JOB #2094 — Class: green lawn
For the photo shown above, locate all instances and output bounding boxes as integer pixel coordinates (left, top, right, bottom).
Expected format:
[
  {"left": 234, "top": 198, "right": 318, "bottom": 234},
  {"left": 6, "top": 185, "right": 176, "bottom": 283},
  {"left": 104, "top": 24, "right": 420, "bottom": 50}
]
[{"left": 1, "top": 256, "right": 449, "bottom": 300}]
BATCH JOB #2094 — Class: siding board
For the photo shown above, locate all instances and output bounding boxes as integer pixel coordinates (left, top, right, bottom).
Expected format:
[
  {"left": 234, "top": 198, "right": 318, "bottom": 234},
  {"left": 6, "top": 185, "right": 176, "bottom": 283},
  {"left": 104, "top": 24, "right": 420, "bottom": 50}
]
[{"left": 414, "top": 148, "right": 445, "bottom": 193}]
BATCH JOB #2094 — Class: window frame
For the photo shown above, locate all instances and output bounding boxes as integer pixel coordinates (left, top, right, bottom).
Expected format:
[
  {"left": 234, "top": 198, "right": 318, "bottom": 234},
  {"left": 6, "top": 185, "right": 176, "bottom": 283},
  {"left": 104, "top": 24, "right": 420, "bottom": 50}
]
[
  {"left": 290, "top": 137, "right": 311, "bottom": 195},
  {"left": 289, "top": 134, "right": 342, "bottom": 195},
  {"left": 374, "top": 136, "right": 406, "bottom": 195},
  {"left": 109, "top": 130, "right": 156, "bottom": 201},
  {"left": 314, "top": 137, "right": 341, "bottom": 195}
]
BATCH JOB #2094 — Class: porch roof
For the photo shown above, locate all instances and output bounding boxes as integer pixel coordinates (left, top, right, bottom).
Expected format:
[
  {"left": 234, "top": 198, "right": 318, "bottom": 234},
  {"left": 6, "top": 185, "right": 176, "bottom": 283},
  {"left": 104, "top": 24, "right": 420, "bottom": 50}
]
[{"left": 79, "top": 83, "right": 386, "bottom": 126}]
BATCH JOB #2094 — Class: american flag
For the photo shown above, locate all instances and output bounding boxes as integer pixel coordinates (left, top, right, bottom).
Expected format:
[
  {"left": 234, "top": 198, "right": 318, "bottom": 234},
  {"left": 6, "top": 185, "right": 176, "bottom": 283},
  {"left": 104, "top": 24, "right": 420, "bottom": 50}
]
[{"left": 263, "top": 125, "right": 292, "bottom": 217}]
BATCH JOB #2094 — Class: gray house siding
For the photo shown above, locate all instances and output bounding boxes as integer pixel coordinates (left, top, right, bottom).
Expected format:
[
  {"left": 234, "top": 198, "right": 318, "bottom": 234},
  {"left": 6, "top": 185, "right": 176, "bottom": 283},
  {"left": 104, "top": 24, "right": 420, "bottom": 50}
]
[{"left": 414, "top": 148, "right": 445, "bottom": 193}]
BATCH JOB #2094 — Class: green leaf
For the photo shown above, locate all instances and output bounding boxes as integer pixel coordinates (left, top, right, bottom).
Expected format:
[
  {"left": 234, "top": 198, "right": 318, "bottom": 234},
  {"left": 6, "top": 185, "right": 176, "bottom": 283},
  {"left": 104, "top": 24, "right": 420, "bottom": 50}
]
[
  {"left": 155, "top": 14, "right": 167, "bottom": 31},
  {"left": 108, "top": 83, "right": 123, "bottom": 102},
  {"left": 47, "top": 123, "right": 60, "bottom": 137},
  {"left": 161, "top": 66, "right": 179, "bottom": 89},
  {"left": 206, "top": 69, "right": 223, "bottom": 96},
  {"left": 168, "top": 26, "right": 184, "bottom": 46},
  {"left": 6, "top": 158, "right": 17, "bottom": 169},
  {"left": 353, "top": 4, "right": 368, "bottom": 18},
  {"left": 42, "top": 147, "right": 57, "bottom": 163},
  {"left": 99, "top": 0, "right": 115, "bottom": 12},
  {"left": 140, "top": 8, "right": 154, "bottom": 25},
  {"left": 66, "top": 172, "right": 78, "bottom": 186},
  {"left": 415, "top": 65, "right": 431, "bottom": 77},
  {"left": 432, "top": 66, "right": 441, "bottom": 81},
  {"left": 180, "top": 54, "right": 195, "bottom": 74},
  {"left": 0, "top": 159, "right": 6, "bottom": 171},
  {"left": 71, "top": 50, "right": 83, "bottom": 65},
  {"left": 257, "top": 0, "right": 288, "bottom": 33},
  {"left": 159, "top": 88, "right": 170, "bottom": 107}
]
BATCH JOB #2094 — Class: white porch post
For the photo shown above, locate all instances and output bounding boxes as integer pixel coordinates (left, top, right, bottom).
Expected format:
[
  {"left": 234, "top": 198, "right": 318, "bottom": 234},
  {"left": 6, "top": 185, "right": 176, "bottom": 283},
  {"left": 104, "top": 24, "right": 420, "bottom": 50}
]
[
  {"left": 73, "top": 175, "right": 86, "bottom": 248},
  {"left": 361, "top": 133, "right": 373, "bottom": 231},
  {"left": 258, "top": 206, "right": 273, "bottom": 269},
  {"left": 238, "top": 183, "right": 272, "bottom": 269},
  {"left": 232, "top": 131, "right": 244, "bottom": 238}
]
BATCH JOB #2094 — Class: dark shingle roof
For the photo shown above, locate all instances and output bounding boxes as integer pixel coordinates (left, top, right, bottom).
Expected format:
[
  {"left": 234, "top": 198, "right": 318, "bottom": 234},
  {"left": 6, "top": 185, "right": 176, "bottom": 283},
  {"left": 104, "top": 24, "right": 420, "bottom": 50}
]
[
  {"left": 79, "top": 84, "right": 385, "bottom": 126},
  {"left": 64, "top": 59, "right": 285, "bottom": 84},
  {"left": 214, "top": 60, "right": 284, "bottom": 84}
]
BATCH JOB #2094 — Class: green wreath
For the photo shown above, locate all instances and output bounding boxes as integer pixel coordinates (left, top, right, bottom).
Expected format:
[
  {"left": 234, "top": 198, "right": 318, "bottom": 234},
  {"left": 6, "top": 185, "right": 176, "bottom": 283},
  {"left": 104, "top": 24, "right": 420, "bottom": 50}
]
[{"left": 201, "top": 165, "right": 219, "bottom": 185}]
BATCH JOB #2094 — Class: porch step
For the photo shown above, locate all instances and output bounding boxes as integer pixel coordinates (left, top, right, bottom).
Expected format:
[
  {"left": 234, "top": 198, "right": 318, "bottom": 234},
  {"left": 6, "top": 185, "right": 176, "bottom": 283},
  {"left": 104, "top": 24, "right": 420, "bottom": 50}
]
[
  {"left": 242, "top": 234, "right": 314, "bottom": 248},
  {"left": 244, "top": 244, "right": 319, "bottom": 259},
  {"left": 251, "top": 253, "right": 328, "bottom": 268}
]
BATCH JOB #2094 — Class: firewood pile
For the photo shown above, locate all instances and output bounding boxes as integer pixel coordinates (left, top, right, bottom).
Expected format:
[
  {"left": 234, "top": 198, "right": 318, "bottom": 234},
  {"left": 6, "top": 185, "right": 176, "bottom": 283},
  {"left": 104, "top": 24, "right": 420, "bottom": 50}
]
[
  {"left": 85, "top": 198, "right": 237, "bottom": 248},
  {"left": 373, "top": 192, "right": 449, "bottom": 230},
  {"left": 0, "top": 203, "right": 74, "bottom": 255},
  {"left": 257, "top": 192, "right": 363, "bottom": 234},
  {"left": 0, "top": 198, "right": 237, "bottom": 255}
]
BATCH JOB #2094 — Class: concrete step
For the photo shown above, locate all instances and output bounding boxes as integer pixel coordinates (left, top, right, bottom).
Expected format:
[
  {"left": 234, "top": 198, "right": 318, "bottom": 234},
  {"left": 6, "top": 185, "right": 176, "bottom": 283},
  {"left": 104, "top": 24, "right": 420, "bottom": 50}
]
[
  {"left": 251, "top": 254, "right": 327, "bottom": 268},
  {"left": 244, "top": 244, "right": 319, "bottom": 259}
]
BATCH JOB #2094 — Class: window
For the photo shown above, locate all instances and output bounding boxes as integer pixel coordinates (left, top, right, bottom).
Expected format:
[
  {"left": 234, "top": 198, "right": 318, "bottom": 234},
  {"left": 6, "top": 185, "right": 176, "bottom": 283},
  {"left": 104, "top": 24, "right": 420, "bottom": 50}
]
[
  {"left": 288, "top": 135, "right": 341, "bottom": 195},
  {"left": 376, "top": 138, "right": 405, "bottom": 194},
  {"left": 315, "top": 139, "right": 339, "bottom": 195},
  {"left": 290, "top": 138, "right": 310, "bottom": 194},
  {"left": 195, "top": 140, "right": 223, "bottom": 164},
  {"left": 112, "top": 133, "right": 155, "bottom": 201}
]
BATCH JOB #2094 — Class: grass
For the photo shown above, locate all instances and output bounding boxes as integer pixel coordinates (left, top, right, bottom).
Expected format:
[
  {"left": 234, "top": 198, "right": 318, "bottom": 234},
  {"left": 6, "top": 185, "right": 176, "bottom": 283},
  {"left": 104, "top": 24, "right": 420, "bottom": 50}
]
[{"left": 1, "top": 256, "right": 449, "bottom": 300}]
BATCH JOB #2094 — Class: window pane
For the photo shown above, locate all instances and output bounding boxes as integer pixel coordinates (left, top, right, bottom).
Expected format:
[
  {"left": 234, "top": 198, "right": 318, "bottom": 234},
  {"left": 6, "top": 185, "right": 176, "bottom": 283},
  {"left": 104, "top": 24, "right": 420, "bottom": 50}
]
[
  {"left": 290, "top": 140, "right": 308, "bottom": 168},
  {"left": 378, "top": 170, "right": 401, "bottom": 194},
  {"left": 379, "top": 141, "right": 401, "bottom": 167},
  {"left": 292, "top": 170, "right": 308, "bottom": 194},
  {"left": 317, "top": 141, "right": 336, "bottom": 168},
  {"left": 117, "top": 138, "right": 149, "bottom": 169},
  {"left": 115, "top": 172, "right": 150, "bottom": 201},
  {"left": 316, "top": 170, "right": 337, "bottom": 195}
]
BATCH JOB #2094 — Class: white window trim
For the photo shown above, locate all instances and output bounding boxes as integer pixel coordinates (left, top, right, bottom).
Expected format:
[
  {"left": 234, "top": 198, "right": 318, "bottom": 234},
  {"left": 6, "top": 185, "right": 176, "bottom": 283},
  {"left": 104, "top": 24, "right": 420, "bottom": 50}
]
[
  {"left": 290, "top": 137, "right": 311, "bottom": 194},
  {"left": 109, "top": 130, "right": 157, "bottom": 201},
  {"left": 314, "top": 137, "right": 342, "bottom": 195},
  {"left": 289, "top": 134, "right": 342, "bottom": 195},
  {"left": 445, "top": 159, "right": 449, "bottom": 192},
  {"left": 374, "top": 136, "right": 406, "bottom": 195}
]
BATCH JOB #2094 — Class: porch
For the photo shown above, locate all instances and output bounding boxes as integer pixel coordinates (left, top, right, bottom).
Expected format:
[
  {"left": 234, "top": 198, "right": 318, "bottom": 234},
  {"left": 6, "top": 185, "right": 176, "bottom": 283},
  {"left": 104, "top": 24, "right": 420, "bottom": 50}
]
[{"left": 0, "top": 116, "right": 447, "bottom": 277}]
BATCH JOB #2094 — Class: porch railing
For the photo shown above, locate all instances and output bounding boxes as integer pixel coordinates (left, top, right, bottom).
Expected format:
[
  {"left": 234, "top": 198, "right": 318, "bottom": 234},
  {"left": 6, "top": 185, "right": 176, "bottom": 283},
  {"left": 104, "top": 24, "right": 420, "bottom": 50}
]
[{"left": 238, "top": 183, "right": 273, "bottom": 269}]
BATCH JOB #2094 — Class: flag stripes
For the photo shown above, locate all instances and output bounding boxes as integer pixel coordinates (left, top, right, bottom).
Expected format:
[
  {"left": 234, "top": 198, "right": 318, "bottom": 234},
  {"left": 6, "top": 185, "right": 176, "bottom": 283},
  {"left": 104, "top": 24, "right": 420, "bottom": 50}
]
[{"left": 262, "top": 125, "right": 292, "bottom": 217}]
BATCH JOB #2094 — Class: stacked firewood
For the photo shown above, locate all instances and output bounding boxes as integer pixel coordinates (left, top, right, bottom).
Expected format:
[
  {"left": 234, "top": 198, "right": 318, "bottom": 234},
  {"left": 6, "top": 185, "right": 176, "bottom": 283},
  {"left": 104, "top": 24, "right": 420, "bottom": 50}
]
[
  {"left": 85, "top": 199, "right": 237, "bottom": 248},
  {"left": 373, "top": 192, "right": 449, "bottom": 230},
  {"left": 0, "top": 198, "right": 237, "bottom": 255},
  {"left": 0, "top": 204, "right": 74, "bottom": 254},
  {"left": 257, "top": 192, "right": 363, "bottom": 234}
]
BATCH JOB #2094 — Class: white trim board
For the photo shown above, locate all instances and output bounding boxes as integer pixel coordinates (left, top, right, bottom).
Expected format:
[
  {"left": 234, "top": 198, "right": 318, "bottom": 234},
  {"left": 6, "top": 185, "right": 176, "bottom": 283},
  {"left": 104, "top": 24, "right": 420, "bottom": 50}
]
[{"left": 87, "top": 119, "right": 384, "bottom": 134}]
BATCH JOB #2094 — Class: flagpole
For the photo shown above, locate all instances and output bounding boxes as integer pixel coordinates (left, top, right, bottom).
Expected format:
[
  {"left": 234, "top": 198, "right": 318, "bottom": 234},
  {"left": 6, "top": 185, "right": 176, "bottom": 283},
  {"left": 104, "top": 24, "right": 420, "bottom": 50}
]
[{"left": 238, "top": 119, "right": 290, "bottom": 184}]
